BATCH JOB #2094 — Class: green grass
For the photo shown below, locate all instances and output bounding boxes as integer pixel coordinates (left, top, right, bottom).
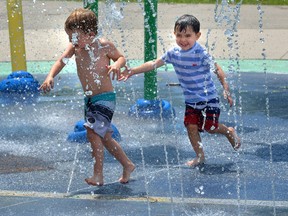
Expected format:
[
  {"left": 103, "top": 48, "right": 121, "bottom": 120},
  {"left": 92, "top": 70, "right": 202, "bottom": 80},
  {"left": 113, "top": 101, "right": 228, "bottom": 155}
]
[
  {"left": 156, "top": 0, "right": 288, "bottom": 5},
  {"left": 69, "top": 0, "right": 288, "bottom": 5}
]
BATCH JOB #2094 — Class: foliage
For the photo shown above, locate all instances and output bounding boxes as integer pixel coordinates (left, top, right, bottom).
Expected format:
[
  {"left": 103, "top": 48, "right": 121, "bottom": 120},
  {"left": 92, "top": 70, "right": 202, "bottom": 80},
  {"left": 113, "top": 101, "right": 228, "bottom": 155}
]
[{"left": 112, "top": 0, "right": 288, "bottom": 5}]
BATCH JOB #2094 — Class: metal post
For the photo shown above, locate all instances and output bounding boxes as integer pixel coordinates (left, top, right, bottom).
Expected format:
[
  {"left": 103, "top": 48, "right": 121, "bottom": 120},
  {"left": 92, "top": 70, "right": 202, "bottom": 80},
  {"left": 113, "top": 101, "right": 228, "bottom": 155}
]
[
  {"left": 83, "top": 0, "right": 98, "bottom": 18},
  {"left": 6, "top": 0, "right": 27, "bottom": 72},
  {"left": 144, "top": 0, "right": 157, "bottom": 100}
]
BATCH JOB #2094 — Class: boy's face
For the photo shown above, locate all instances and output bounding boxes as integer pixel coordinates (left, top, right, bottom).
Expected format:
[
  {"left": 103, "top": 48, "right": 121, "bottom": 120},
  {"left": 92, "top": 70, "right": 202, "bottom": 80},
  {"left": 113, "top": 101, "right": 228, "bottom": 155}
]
[
  {"left": 66, "top": 29, "right": 93, "bottom": 49},
  {"left": 174, "top": 26, "right": 201, "bottom": 51}
]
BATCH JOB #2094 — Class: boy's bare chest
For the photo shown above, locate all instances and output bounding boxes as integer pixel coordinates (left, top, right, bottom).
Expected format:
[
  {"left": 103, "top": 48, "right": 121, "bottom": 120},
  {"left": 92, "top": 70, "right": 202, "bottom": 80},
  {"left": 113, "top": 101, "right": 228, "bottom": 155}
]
[
  {"left": 75, "top": 48, "right": 108, "bottom": 78},
  {"left": 75, "top": 47, "right": 107, "bottom": 62}
]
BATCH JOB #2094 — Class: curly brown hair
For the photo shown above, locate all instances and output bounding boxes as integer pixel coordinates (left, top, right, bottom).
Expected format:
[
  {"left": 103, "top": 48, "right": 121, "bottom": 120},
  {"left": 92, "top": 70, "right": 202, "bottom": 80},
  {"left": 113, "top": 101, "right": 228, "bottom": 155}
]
[{"left": 65, "top": 8, "right": 98, "bottom": 34}]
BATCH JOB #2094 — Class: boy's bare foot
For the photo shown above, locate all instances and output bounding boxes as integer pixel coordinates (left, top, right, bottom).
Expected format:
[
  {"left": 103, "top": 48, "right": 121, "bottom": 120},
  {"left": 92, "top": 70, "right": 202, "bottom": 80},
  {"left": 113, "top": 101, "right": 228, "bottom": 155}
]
[
  {"left": 186, "top": 157, "right": 205, "bottom": 167},
  {"left": 227, "top": 127, "right": 241, "bottom": 151},
  {"left": 85, "top": 176, "right": 104, "bottom": 186},
  {"left": 119, "top": 163, "right": 135, "bottom": 184}
]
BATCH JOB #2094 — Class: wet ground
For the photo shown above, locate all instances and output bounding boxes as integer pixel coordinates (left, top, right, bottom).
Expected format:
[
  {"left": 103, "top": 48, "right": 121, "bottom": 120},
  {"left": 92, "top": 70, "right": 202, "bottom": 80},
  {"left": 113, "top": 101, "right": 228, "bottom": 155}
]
[
  {"left": 0, "top": 70, "right": 288, "bottom": 216},
  {"left": 1, "top": 1, "right": 288, "bottom": 215}
]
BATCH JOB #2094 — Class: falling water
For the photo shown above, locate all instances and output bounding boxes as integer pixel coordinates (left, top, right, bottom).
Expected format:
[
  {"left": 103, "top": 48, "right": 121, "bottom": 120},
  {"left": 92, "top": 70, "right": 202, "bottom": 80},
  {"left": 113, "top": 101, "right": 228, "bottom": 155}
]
[
  {"left": 139, "top": 144, "right": 152, "bottom": 216},
  {"left": 137, "top": 0, "right": 183, "bottom": 214},
  {"left": 157, "top": 10, "right": 186, "bottom": 207},
  {"left": 66, "top": 142, "right": 80, "bottom": 193},
  {"left": 102, "top": 1, "right": 156, "bottom": 215},
  {"left": 257, "top": 2, "right": 276, "bottom": 215},
  {"left": 165, "top": 79, "right": 185, "bottom": 205},
  {"left": 214, "top": 0, "right": 244, "bottom": 214},
  {"left": 158, "top": 105, "right": 176, "bottom": 215}
]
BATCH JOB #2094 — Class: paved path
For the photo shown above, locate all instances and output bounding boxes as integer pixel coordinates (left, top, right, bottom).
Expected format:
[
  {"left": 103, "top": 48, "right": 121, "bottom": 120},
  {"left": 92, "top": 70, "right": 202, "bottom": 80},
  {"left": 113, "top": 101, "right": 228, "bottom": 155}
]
[{"left": 1, "top": 1, "right": 288, "bottom": 62}]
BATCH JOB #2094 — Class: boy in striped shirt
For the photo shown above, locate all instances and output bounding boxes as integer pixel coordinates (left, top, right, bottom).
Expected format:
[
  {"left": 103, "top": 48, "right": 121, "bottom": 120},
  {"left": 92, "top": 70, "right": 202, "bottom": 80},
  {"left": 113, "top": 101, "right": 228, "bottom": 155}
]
[{"left": 120, "top": 14, "right": 241, "bottom": 167}]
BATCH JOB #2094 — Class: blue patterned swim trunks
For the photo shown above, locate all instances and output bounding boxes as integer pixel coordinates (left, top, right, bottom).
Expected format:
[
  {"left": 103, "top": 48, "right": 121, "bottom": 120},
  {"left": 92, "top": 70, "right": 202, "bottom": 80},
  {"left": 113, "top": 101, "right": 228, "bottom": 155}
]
[{"left": 84, "top": 91, "right": 116, "bottom": 138}]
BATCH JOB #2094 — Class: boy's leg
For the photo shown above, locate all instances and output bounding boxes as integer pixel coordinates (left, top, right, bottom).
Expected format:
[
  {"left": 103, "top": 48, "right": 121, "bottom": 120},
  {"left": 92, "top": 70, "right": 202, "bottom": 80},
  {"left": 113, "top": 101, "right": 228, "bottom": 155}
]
[
  {"left": 186, "top": 124, "right": 205, "bottom": 166},
  {"left": 102, "top": 132, "right": 135, "bottom": 183},
  {"left": 184, "top": 105, "right": 205, "bottom": 166},
  {"left": 208, "top": 124, "right": 241, "bottom": 150},
  {"left": 85, "top": 127, "right": 104, "bottom": 186}
]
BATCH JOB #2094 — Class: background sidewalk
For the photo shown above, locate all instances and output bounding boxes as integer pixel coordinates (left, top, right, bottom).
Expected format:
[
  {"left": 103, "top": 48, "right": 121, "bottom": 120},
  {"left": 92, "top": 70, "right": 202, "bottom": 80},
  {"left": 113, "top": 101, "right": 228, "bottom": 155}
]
[{"left": 1, "top": 1, "right": 288, "bottom": 63}]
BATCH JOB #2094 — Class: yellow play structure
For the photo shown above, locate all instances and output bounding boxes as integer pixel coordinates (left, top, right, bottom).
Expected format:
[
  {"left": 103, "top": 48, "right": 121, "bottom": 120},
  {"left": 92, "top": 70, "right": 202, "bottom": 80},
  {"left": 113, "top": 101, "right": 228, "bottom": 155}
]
[{"left": 6, "top": 0, "right": 27, "bottom": 72}]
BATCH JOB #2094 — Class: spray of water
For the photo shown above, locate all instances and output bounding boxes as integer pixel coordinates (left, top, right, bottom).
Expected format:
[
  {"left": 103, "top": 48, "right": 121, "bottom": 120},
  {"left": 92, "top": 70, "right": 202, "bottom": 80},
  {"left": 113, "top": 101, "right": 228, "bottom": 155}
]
[
  {"left": 66, "top": 143, "right": 80, "bottom": 194},
  {"left": 214, "top": 1, "right": 244, "bottom": 214},
  {"left": 257, "top": 2, "right": 276, "bottom": 215}
]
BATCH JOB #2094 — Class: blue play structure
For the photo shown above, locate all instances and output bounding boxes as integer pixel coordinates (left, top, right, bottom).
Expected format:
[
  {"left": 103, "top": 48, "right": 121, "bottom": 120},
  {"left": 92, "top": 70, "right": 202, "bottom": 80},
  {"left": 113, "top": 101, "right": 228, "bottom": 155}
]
[
  {"left": 0, "top": 71, "right": 40, "bottom": 104},
  {"left": 67, "top": 119, "right": 121, "bottom": 143},
  {"left": 129, "top": 99, "right": 175, "bottom": 119}
]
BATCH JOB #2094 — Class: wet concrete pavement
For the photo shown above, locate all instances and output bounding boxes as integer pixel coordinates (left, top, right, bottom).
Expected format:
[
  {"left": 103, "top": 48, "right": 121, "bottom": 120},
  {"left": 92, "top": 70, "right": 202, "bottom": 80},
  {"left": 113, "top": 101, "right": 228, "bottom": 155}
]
[
  {"left": 1, "top": 1, "right": 288, "bottom": 216},
  {"left": 1, "top": 70, "right": 288, "bottom": 215}
]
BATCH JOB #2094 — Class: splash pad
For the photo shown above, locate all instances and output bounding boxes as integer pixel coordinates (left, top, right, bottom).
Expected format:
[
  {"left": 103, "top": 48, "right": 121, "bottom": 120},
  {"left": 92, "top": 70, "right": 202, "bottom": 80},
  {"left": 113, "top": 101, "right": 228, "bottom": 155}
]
[
  {"left": 1, "top": 70, "right": 288, "bottom": 215},
  {"left": 1, "top": 1, "right": 288, "bottom": 216}
]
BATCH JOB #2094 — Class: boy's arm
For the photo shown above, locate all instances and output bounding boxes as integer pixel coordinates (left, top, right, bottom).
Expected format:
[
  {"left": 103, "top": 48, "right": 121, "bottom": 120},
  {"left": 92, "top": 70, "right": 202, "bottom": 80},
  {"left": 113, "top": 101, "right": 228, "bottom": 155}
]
[
  {"left": 214, "top": 63, "right": 233, "bottom": 107},
  {"left": 40, "top": 43, "right": 75, "bottom": 93},
  {"left": 106, "top": 41, "right": 126, "bottom": 80},
  {"left": 120, "top": 58, "right": 165, "bottom": 81},
  {"left": 107, "top": 55, "right": 126, "bottom": 80}
]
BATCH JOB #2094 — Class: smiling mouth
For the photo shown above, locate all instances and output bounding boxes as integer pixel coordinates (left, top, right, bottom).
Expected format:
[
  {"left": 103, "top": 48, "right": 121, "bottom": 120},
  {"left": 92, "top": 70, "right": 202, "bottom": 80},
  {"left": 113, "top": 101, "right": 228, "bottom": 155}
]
[{"left": 181, "top": 44, "right": 188, "bottom": 48}]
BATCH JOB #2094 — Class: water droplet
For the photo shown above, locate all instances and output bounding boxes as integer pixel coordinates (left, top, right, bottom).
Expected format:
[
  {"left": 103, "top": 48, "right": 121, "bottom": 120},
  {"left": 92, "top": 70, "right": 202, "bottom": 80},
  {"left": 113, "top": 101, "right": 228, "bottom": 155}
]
[
  {"left": 85, "top": 91, "right": 92, "bottom": 96},
  {"left": 62, "top": 57, "right": 70, "bottom": 64}
]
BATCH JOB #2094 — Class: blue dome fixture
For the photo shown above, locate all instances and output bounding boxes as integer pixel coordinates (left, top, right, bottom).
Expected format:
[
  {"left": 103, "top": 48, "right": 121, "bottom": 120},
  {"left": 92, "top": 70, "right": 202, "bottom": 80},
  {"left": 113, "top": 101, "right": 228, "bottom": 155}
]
[
  {"left": 0, "top": 71, "right": 40, "bottom": 104},
  {"left": 129, "top": 99, "right": 175, "bottom": 119},
  {"left": 67, "top": 120, "right": 122, "bottom": 143}
]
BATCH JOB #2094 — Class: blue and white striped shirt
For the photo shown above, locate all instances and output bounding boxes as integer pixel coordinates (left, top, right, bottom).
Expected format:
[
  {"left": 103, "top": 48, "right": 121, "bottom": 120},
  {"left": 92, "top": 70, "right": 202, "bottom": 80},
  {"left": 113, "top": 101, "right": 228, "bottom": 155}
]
[{"left": 161, "top": 42, "right": 219, "bottom": 107}]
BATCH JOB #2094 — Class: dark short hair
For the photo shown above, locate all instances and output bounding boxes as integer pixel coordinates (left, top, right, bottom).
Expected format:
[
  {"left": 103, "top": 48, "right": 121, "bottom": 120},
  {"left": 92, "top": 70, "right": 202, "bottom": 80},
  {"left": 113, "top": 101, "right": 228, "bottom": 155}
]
[
  {"left": 174, "top": 14, "right": 200, "bottom": 33},
  {"left": 65, "top": 8, "right": 98, "bottom": 34}
]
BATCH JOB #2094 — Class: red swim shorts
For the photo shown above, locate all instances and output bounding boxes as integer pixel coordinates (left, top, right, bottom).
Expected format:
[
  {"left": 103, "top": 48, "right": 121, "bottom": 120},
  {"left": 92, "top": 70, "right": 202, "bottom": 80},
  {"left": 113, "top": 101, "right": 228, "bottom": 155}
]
[{"left": 184, "top": 105, "right": 220, "bottom": 132}]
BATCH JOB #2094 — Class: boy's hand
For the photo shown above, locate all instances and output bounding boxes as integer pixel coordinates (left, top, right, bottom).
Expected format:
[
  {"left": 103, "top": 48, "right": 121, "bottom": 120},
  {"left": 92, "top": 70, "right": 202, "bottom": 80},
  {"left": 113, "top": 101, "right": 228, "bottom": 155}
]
[
  {"left": 223, "top": 90, "right": 233, "bottom": 107},
  {"left": 39, "top": 77, "right": 54, "bottom": 93},
  {"left": 107, "top": 65, "right": 121, "bottom": 80},
  {"left": 118, "top": 66, "right": 133, "bottom": 81}
]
